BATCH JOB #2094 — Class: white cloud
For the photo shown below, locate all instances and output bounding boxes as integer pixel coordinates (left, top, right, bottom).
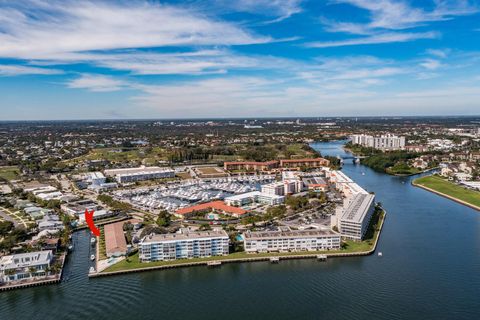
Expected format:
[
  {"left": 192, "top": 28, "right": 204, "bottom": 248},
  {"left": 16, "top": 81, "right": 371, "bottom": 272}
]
[
  {"left": 305, "top": 32, "right": 439, "bottom": 48},
  {"left": 330, "top": 0, "right": 478, "bottom": 32},
  {"left": 0, "top": 1, "right": 270, "bottom": 60},
  {"left": 67, "top": 74, "right": 128, "bottom": 92},
  {"left": 316, "top": 0, "right": 477, "bottom": 47},
  {"left": 425, "top": 48, "right": 450, "bottom": 58},
  {"left": 0, "top": 64, "right": 62, "bottom": 76},
  {"left": 420, "top": 58, "right": 442, "bottom": 70},
  {"left": 216, "top": 0, "right": 303, "bottom": 23}
]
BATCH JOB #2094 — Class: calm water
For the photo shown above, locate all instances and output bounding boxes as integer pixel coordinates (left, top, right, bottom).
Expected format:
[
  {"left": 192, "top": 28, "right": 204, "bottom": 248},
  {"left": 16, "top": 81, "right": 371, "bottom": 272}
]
[{"left": 1, "top": 141, "right": 479, "bottom": 320}]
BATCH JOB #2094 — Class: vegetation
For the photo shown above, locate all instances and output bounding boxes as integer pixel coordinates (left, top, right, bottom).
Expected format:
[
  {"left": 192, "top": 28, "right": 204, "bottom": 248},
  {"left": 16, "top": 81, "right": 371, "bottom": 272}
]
[
  {"left": 0, "top": 166, "right": 20, "bottom": 181},
  {"left": 156, "top": 210, "right": 171, "bottom": 227},
  {"left": 97, "top": 194, "right": 132, "bottom": 212},
  {"left": 414, "top": 175, "right": 480, "bottom": 208}
]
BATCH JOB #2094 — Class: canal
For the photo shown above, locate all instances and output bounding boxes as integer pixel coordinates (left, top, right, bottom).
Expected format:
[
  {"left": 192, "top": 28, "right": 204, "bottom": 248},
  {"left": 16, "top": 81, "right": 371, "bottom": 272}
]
[{"left": 0, "top": 141, "right": 479, "bottom": 320}]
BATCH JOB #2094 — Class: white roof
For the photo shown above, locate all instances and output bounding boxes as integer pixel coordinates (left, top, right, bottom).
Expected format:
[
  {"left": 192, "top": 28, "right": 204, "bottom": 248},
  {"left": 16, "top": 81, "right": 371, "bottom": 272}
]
[{"left": 0, "top": 251, "right": 52, "bottom": 270}]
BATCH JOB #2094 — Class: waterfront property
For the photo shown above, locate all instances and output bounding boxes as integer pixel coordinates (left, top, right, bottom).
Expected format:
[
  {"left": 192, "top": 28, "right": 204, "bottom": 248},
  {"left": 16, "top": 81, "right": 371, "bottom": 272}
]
[
  {"left": 337, "top": 193, "right": 376, "bottom": 240},
  {"left": 139, "top": 229, "right": 229, "bottom": 262},
  {"left": 243, "top": 229, "right": 341, "bottom": 253},
  {"left": 104, "top": 166, "right": 175, "bottom": 183},
  {"left": 0, "top": 251, "right": 53, "bottom": 284},
  {"left": 350, "top": 134, "right": 405, "bottom": 150},
  {"left": 104, "top": 222, "right": 128, "bottom": 258},
  {"left": 224, "top": 191, "right": 285, "bottom": 207}
]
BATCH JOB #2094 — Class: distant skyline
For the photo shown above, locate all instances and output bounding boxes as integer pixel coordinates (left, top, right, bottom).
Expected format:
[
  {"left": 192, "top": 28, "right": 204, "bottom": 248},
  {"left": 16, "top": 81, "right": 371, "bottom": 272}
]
[{"left": 1, "top": 0, "right": 480, "bottom": 120}]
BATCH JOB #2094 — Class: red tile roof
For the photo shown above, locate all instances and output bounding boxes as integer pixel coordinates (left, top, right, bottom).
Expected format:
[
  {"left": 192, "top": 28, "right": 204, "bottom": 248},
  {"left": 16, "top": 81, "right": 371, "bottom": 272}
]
[
  {"left": 104, "top": 222, "right": 127, "bottom": 256},
  {"left": 176, "top": 201, "right": 248, "bottom": 216}
]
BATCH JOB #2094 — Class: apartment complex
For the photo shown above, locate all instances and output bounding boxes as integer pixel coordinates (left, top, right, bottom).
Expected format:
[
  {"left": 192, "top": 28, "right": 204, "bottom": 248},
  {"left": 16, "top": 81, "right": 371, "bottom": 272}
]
[
  {"left": 224, "top": 157, "right": 330, "bottom": 172},
  {"left": 139, "top": 229, "right": 229, "bottom": 262},
  {"left": 243, "top": 229, "right": 341, "bottom": 253},
  {"left": 174, "top": 201, "right": 248, "bottom": 218},
  {"left": 351, "top": 134, "right": 405, "bottom": 150},
  {"left": 223, "top": 160, "right": 279, "bottom": 172},
  {"left": 279, "top": 158, "right": 330, "bottom": 168},
  {"left": 0, "top": 251, "right": 53, "bottom": 283},
  {"left": 104, "top": 166, "right": 175, "bottom": 183},
  {"left": 338, "top": 193, "right": 375, "bottom": 240},
  {"left": 224, "top": 191, "right": 285, "bottom": 207}
]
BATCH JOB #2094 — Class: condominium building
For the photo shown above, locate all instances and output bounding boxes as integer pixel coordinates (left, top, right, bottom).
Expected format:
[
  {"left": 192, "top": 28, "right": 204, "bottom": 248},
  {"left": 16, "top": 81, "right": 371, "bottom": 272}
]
[
  {"left": 104, "top": 166, "right": 175, "bottom": 183},
  {"left": 139, "top": 229, "right": 229, "bottom": 262},
  {"left": 0, "top": 251, "right": 53, "bottom": 284},
  {"left": 261, "top": 182, "right": 285, "bottom": 196},
  {"left": 224, "top": 191, "right": 285, "bottom": 207},
  {"left": 243, "top": 229, "right": 341, "bottom": 253},
  {"left": 338, "top": 193, "right": 375, "bottom": 240},
  {"left": 223, "top": 160, "right": 279, "bottom": 172},
  {"left": 351, "top": 134, "right": 405, "bottom": 150},
  {"left": 279, "top": 158, "right": 330, "bottom": 169}
]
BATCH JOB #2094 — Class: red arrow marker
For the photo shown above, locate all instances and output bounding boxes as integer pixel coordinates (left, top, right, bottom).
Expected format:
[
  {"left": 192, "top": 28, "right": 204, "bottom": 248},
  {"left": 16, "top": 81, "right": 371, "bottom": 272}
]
[{"left": 85, "top": 209, "right": 100, "bottom": 236}]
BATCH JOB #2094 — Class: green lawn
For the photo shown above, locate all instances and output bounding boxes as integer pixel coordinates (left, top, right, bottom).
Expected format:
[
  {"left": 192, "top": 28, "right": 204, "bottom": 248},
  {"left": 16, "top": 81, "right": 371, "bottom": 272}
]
[
  {"left": 0, "top": 166, "right": 20, "bottom": 181},
  {"left": 103, "top": 210, "right": 385, "bottom": 273},
  {"left": 414, "top": 175, "right": 480, "bottom": 208}
]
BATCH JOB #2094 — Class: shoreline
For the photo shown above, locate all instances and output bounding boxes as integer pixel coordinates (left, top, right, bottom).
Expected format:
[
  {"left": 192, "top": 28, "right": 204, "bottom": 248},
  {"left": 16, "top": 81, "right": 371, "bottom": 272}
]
[
  {"left": 89, "top": 211, "right": 386, "bottom": 279},
  {"left": 412, "top": 179, "right": 480, "bottom": 211}
]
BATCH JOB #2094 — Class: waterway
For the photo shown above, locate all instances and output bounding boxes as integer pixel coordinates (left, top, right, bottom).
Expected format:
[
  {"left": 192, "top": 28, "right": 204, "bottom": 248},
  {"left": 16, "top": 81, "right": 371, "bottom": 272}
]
[{"left": 1, "top": 140, "right": 479, "bottom": 320}]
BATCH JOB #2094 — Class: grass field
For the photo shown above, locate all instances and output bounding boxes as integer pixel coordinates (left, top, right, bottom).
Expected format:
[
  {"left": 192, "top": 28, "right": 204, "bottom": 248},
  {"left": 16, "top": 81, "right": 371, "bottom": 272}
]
[
  {"left": 0, "top": 166, "right": 20, "bottom": 181},
  {"left": 66, "top": 147, "right": 169, "bottom": 164},
  {"left": 414, "top": 175, "right": 480, "bottom": 208}
]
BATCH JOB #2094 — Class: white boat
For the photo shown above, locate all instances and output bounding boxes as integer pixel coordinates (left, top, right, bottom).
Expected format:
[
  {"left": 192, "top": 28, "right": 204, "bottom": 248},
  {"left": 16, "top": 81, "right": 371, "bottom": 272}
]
[
  {"left": 378, "top": 252, "right": 383, "bottom": 257},
  {"left": 90, "top": 254, "right": 96, "bottom": 261},
  {"left": 90, "top": 237, "right": 96, "bottom": 244}
]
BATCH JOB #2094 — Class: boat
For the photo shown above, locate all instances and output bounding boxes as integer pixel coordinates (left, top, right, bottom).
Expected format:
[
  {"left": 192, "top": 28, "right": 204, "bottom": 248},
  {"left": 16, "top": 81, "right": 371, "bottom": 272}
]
[
  {"left": 90, "top": 254, "right": 96, "bottom": 261},
  {"left": 68, "top": 244, "right": 74, "bottom": 251},
  {"left": 89, "top": 266, "right": 95, "bottom": 273},
  {"left": 378, "top": 252, "right": 383, "bottom": 257},
  {"left": 90, "top": 237, "right": 96, "bottom": 244},
  {"left": 361, "top": 172, "right": 366, "bottom": 176}
]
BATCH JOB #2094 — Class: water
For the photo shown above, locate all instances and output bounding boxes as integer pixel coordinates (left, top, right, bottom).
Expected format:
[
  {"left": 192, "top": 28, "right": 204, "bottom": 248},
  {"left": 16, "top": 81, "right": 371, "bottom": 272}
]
[{"left": 1, "top": 140, "right": 479, "bottom": 320}]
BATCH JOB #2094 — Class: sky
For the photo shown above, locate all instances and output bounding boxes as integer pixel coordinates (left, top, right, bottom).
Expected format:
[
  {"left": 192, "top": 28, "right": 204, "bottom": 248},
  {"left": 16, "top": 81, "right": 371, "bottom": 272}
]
[{"left": 0, "top": 0, "right": 480, "bottom": 120}]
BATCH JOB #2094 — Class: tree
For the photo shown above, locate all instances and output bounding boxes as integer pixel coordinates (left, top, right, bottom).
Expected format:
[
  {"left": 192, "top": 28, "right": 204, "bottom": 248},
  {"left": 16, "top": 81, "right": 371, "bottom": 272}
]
[
  {"left": 199, "top": 223, "right": 212, "bottom": 231},
  {"left": 156, "top": 210, "right": 171, "bottom": 227},
  {"left": 0, "top": 221, "right": 14, "bottom": 236}
]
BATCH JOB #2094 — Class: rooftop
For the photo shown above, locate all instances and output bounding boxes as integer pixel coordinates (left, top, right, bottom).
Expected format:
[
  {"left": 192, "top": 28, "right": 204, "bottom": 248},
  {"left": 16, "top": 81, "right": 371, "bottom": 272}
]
[
  {"left": 341, "top": 193, "right": 375, "bottom": 223},
  {"left": 244, "top": 229, "right": 339, "bottom": 240},
  {"left": 175, "top": 200, "right": 248, "bottom": 216},
  {"left": 142, "top": 229, "right": 228, "bottom": 243},
  {"left": 104, "top": 222, "right": 128, "bottom": 256}
]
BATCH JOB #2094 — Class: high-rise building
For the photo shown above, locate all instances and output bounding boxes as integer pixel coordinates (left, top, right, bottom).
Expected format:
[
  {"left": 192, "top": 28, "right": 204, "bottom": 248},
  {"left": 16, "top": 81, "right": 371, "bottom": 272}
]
[{"left": 351, "top": 134, "right": 405, "bottom": 150}]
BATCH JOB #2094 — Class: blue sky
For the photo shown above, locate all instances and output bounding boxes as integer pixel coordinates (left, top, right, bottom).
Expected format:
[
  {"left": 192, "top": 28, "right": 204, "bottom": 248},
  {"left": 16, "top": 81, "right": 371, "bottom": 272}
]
[{"left": 0, "top": 0, "right": 479, "bottom": 120}]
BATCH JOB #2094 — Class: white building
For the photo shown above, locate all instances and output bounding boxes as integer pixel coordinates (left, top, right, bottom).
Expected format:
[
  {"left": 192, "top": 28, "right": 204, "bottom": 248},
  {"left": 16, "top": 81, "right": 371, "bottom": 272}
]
[
  {"left": 139, "top": 229, "right": 229, "bottom": 262},
  {"left": 0, "top": 251, "right": 53, "bottom": 284},
  {"left": 261, "top": 182, "right": 285, "bottom": 196},
  {"left": 351, "top": 134, "right": 405, "bottom": 150},
  {"left": 104, "top": 166, "right": 175, "bottom": 183},
  {"left": 37, "top": 214, "right": 64, "bottom": 232},
  {"left": 338, "top": 193, "right": 376, "bottom": 241},
  {"left": 224, "top": 191, "right": 285, "bottom": 207},
  {"left": 85, "top": 172, "right": 106, "bottom": 186},
  {"left": 243, "top": 229, "right": 341, "bottom": 253}
]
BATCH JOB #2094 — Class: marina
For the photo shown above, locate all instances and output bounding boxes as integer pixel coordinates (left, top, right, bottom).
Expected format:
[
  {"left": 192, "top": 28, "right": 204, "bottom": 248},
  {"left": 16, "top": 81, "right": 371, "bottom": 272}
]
[
  {"left": 113, "top": 175, "right": 275, "bottom": 212},
  {"left": 1, "top": 141, "right": 479, "bottom": 320}
]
